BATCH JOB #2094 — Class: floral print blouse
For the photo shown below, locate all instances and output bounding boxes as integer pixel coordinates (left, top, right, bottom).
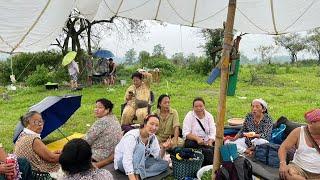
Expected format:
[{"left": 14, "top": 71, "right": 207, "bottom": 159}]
[
  {"left": 84, "top": 114, "right": 122, "bottom": 161},
  {"left": 237, "top": 113, "right": 273, "bottom": 146}
]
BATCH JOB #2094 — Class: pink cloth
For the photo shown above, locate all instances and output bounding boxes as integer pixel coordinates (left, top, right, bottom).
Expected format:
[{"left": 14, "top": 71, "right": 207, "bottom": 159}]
[{"left": 305, "top": 109, "right": 320, "bottom": 123}]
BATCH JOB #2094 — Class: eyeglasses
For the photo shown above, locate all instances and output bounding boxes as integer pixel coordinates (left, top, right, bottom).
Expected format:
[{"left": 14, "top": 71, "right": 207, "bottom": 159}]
[{"left": 31, "top": 120, "right": 44, "bottom": 126}]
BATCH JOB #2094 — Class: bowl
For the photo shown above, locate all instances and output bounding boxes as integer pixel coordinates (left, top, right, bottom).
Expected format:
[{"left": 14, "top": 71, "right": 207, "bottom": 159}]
[
  {"left": 196, "top": 165, "right": 212, "bottom": 180},
  {"left": 227, "top": 118, "right": 244, "bottom": 126}
]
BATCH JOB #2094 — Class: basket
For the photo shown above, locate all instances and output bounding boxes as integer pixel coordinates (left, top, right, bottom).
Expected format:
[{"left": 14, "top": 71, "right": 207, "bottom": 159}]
[{"left": 171, "top": 150, "right": 204, "bottom": 179}]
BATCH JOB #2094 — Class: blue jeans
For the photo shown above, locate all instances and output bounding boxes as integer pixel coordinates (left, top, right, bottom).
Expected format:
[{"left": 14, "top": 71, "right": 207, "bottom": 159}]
[{"left": 117, "top": 138, "right": 168, "bottom": 179}]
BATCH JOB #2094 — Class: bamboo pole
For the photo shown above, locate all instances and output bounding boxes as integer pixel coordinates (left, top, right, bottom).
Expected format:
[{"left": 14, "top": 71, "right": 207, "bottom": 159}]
[{"left": 212, "top": 0, "right": 237, "bottom": 179}]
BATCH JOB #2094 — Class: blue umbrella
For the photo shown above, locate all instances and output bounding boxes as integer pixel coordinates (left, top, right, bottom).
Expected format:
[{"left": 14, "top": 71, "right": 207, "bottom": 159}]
[
  {"left": 93, "top": 49, "right": 114, "bottom": 59},
  {"left": 13, "top": 95, "right": 81, "bottom": 143}
]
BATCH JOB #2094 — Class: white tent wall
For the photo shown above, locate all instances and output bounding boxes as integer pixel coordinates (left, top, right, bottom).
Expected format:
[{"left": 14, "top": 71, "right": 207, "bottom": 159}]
[{"left": 0, "top": 0, "right": 74, "bottom": 54}]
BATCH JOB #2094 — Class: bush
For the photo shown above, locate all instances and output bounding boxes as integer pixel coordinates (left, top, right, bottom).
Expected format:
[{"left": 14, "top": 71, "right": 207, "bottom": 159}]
[
  {"left": 50, "top": 66, "right": 69, "bottom": 83},
  {"left": 144, "top": 57, "right": 176, "bottom": 76},
  {"left": 187, "top": 57, "right": 212, "bottom": 75},
  {"left": 26, "top": 65, "right": 51, "bottom": 86},
  {"left": 8, "top": 51, "right": 63, "bottom": 82},
  {"left": 0, "top": 61, "right": 11, "bottom": 85}
]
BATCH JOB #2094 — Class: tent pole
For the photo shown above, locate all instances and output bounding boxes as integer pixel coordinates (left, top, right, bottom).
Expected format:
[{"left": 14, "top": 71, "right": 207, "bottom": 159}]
[{"left": 212, "top": 0, "right": 237, "bottom": 178}]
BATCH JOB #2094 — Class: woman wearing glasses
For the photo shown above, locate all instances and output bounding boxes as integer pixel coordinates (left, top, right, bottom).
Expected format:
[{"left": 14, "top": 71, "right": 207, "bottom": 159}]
[
  {"left": 14, "top": 111, "right": 60, "bottom": 174},
  {"left": 114, "top": 115, "right": 169, "bottom": 180}
]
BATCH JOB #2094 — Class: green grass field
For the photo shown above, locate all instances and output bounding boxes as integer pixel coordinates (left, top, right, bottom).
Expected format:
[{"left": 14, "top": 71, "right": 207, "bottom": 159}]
[{"left": 1, "top": 65, "right": 319, "bottom": 152}]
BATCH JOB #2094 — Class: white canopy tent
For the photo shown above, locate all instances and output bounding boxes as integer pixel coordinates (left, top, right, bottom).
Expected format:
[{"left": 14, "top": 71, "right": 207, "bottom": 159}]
[
  {"left": 1, "top": 0, "right": 320, "bottom": 177},
  {"left": 1, "top": 0, "right": 320, "bottom": 54}
]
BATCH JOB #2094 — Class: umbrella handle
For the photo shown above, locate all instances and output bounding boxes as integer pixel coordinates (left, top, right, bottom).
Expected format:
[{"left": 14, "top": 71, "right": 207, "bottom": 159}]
[{"left": 57, "top": 128, "right": 70, "bottom": 141}]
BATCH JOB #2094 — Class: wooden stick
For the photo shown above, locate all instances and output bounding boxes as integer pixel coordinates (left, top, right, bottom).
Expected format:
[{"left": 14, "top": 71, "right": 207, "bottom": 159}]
[{"left": 212, "top": 0, "right": 237, "bottom": 179}]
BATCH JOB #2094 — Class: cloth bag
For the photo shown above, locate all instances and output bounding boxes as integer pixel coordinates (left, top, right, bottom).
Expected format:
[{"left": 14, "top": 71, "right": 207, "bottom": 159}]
[{"left": 220, "top": 144, "right": 239, "bottom": 162}]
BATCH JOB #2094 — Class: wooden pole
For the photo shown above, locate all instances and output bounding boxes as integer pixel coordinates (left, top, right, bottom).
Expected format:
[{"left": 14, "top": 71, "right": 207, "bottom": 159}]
[{"left": 212, "top": 0, "right": 237, "bottom": 179}]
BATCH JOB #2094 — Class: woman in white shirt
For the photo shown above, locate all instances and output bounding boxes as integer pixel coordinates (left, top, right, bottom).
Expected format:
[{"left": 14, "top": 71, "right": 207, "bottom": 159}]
[
  {"left": 114, "top": 115, "right": 169, "bottom": 180},
  {"left": 182, "top": 97, "right": 216, "bottom": 166}
]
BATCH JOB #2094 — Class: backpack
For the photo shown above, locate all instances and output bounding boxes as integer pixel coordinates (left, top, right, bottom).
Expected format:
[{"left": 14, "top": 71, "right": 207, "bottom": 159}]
[
  {"left": 254, "top": 143, "right": 280, "bottom": 168},
  {"left": 216, "top": 156, "right": 253, "bottom": 180}
]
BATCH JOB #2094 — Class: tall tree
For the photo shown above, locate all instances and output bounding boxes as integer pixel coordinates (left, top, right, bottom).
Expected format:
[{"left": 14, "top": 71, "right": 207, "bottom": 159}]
[
  {"left": 254, "top": 45, "right": 275, "bottom": 64},
  {"left": 125, "top": 48, "right": 137, "bottom": 64},
  {"left": 274, "top": 33, "right": 306, "bottom": 64},
  {"left": 53, "top": 9, "right": 146, "bottom": 55},
  {"left": 152, "top": 44, "right": 166, "bottom": 58},
  {"left": 171, "top": 52, "right": 185, "bottom": 66},
  {"left": 307, "top": 27, "right": 320, "bottom": 64},
  {"left": 138, "top": 51, "right": 150, "bottom": 67},
  {"left": 201, "top": 28, "right": 224, "bottom": 66}
]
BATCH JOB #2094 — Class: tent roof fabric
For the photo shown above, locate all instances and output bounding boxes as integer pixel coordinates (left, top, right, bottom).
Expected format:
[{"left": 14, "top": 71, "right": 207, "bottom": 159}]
[{"left": 1, "top": 0, "right": 320, "bottom": 53}]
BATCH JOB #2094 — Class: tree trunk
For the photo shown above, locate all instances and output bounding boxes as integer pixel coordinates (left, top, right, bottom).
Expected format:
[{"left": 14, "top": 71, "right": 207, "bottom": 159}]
[
  {"left": 87, "top": 22, "right": 92, "bottom": 55},
  {"left": 290, "top": 53, "right": 295, "bottom": 64}
]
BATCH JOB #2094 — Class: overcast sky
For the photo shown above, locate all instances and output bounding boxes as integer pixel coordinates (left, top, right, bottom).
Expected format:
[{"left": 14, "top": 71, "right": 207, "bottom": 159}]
[{"left": 99, "top": 22, "right": 283, "bottom": 60}]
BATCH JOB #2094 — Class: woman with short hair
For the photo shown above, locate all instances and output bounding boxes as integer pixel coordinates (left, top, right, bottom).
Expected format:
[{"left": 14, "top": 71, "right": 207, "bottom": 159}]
[
  {"left": 182, "top": 97, "right": 216, "bottom": 166},
  {"left": 14, "top": 111, "right": 60, "bottom": 173},
  {"left": 121, "top": 72, "right": 151, "bottom": 126},
  {"left": 226, "top": 98, "right": 273, "bottom": 155},
  {"left": 59, "top": 138, "right": 113, "bottom": 180},
  {"left": 84, "top": 98, "right": 122, "bottom": 168}
]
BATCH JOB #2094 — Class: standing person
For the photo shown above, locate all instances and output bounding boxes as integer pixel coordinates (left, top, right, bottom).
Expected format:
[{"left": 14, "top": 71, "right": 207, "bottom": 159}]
[
  {"left": 68, "top": 60, "right": 79, "bottom": 90},
  {"left": 107, "top": 58, "right": 117, "bottom": 86},
  {"left": 121, "top": 72, "right": 151, "bottom": 126},
  {"left": 278, "top": 109, "right": 320, "bottom": 180},
  {"left": 84, "top": 98, "right": 122, "bottom": 168},
  {"left": 182, "top": 97, "right": 216, "bottom": 166},
  {"left": 155, "top": 94, "right": 182, "bottom": 148},
  {"left": 59, "top": 138, "right": 113, "bottom": 180},
  {"left": 86, "top": 56, "right": 93, "bottom": 86},
  {"left": 114, "top": 115, "right": 169, "bottom": 180},
  {"left": 226, "top": 98, "right": 273, "bottom": 155}
]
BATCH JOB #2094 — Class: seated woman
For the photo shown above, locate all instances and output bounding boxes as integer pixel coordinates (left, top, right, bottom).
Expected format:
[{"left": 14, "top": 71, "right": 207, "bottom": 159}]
[
  {"left": 155, "top": 94, "right": 182, "bottom": 148},
  {"left": 14, "top": 111, "right": 60, "bottom": 174},
  {"left": 226, "top": 98, "right": 273, "bottom": 155},
  {"left": 114, "top": 115, "right": 169, "bottom": 180},
  {"left": 59, "top": 138, "right": 113, "bottom": 180},
  {"left": 84, "top": 98, "right": 122, "bottom": 168},
  {"left": 121, "top": 72, "right": 151, "bottom": 126},
  {"left": 0, "top": 143, "right": 32, "bottom": 180},
  {"left": 182, "top": 97, "right": 216, "bottom": 166}
]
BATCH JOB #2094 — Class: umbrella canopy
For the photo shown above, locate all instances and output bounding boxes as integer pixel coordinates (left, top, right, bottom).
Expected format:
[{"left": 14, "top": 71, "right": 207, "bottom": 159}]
[
  {"left": 62, "top": 51, "right": 77, "bottom": 66},
  {"left": 13, "top": 95, "right": 82, "bottom": 142},
  {"left": 93, "top": 49, "right": 114, "bottom": 59}
]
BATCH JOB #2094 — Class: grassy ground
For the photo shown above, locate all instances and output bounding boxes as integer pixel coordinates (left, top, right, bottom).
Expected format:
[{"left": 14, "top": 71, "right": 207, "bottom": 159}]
[{"left": 0, "top": 65, "right": 319, "bottom": 152}]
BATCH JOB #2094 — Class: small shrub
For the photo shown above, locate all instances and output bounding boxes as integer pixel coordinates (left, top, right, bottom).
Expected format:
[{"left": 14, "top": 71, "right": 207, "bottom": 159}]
[
  {"left": 50, "top": 66, "right": 69, "bottom": 83},
  {"left": 187, "top": 57, "right": 212, "bottom": 75},
  {"left": 262, "top": 64, "right": 278, "bottom": 75},
  {"left": 145, "top": 57, "right": 176, "bottom": 76},
  {"left": 26, "top": 65, "right": 50, "bottom": 86}
]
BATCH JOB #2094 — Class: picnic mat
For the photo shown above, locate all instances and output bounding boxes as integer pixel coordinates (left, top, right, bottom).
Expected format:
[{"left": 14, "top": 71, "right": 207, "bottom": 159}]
[{"left": 46, "top": 132, "right": 84, "bottom": 151}]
